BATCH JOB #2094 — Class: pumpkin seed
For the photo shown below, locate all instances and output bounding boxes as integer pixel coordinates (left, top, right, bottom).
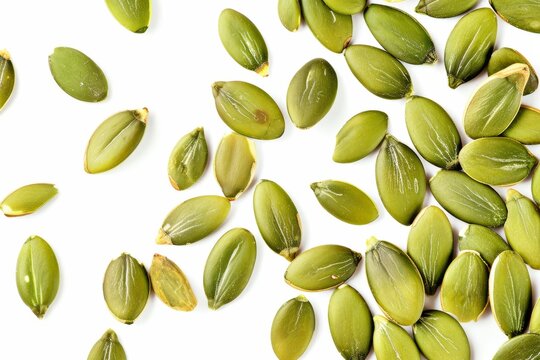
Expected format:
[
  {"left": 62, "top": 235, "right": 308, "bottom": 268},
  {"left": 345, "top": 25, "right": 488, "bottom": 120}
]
[
  {"left": 489, "top": 0, "right": 540, "bottom": 33},
  {"left": 0, "top": 183, "right": 58, "bottom": 217},
  {"left": 503, "top": 106, "right": 540, "bottom": 144},
  {"left": 488, "top": 48, "right": 538, "bottom": 95},
  {"left": 0, "top": 50, "right": 15, "bottom": 110},
  {"left": 531, "top": 298, "right": 540, "bottom": 334},
  {"left": 322, "top": 0, "right": 366, "bottom": 14},
  {"left": 373, "top": 315, "right": 421, "bottom": 360},
  {"left": 87, "top": 329, "right": 126, "bottom": 360},
  {"left": 458, "top": 224, "right": 511, "bottom": 265},
  {"left": 415, "top": 0, "right": 477, "bottom": 18},
  {"left": 278, "top": 0, "right": 302, "bottom": 31},
  {"left": 105, "top": 0, "right": 150, "bottom": 33},
  {"left": 533, "top": 165, "right": 540, "bottom": 205},
  {"left": 493, "top": 334, "right": 540, "bottom": 360},
  {"left": 168, "top": 127, "right": 208, "bottom": 191}
]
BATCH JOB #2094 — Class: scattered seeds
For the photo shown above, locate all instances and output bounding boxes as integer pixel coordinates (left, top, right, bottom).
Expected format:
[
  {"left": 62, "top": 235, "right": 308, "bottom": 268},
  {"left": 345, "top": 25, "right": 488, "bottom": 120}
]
[
  {"left": 105, "top": 0, "right": 151, "bottom": 33},
  {"left": 488, "top": 48, "right": 538, "bottom": 95},
  {"left": 87, "top": 329, "right": 127, "bottom": 360},
  {"left": 168, "top": 127, "right": 208, "bottom": 191},
  {"left": 373, "top": 315, "right": 421, "bottom": 360},
  {"left": 0, "top": 50, "right": 15, "bottom": 110},
  {"left": 458, "top": 224, "right": 511, "bottom": 266},
  {"left": 0, "top": 183, "right": 57, "bottom": 217}
]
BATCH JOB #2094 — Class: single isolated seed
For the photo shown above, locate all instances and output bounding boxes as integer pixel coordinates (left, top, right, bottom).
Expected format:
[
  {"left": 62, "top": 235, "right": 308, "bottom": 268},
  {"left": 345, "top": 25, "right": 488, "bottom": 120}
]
[
  {"left": 531, "top": 298, "right": 540, "bottom": 334},
  {"left": 278, "top": 0, "right": 302, "bottom": 31},
  {"left": 0, "top": 183, "right": 58, "bottom": 217},
  {"left": 458, "top": 224, "right": 511, "bottom": 266},
  {"left": 0, "top": 49, "right": 15, "bottom": 111},
  {"left": 492, "top": 333, "right": 540, "bottom": 360},
  {"left": 503, "top": 106, "right": 540, "bottom": 144},
  {"left": 488, "top": 48, "right": 538, "bottom": 95},
  {"left": 489, "top": 0, "right": 540, "bottom": 33},
  {"left": 87, "top": 329, "right": 127, "bottom": 360},
  {"left": 373, "top": 315, "right": 421, "bottom": 360},
  {"left": 322, "top": 0, "right": 366, "bottom": 14},
  {"left": 415, "top": 0, "right": 478, "bottom": 18},
  {"left": 105, "top": 0, "right": 151, "bottom": 33},
  {"left": 168, "top": 127, "right": 208, "bottom": 191}
]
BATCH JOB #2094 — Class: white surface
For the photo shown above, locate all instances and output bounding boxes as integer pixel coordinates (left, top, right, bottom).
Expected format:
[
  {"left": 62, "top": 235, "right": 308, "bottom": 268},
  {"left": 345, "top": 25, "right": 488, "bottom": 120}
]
[{"left": 1, "top": 0, "right": 539, "bottom": 359}]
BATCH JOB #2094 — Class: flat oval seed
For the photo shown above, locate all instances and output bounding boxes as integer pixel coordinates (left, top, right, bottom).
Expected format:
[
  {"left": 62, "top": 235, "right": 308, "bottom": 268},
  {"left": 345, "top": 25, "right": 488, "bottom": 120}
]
[
  {"left": 440, "top": 251, "right": 489, "bottom": 322},
  {"left": 1, "top": 183, "right": 58, "bottom": 217},
  {"left": 413, "top": 310, "right": 470, "bottom": 360},
  {"left": 253, "top": 180, "right": 301, "bottom": 261},
  {"left": 285, "top": 244, "right": 361, "bottom": 291},
  {"left": 328, "top": 285, "right": 373, "bottom": 360},
  {"left": 301, "top": 0, "right": 352, "bottom": 53},
  {"left": 87, "top": 329, "right": 126, "bottom": 360},
  {"left": 168, "top": 127, "right": 208, "bottom": 191},
  {"left": 323, "top": 0, "right": 366, "bottom": 14},
  {"left": 531, "top": 298, "right": 540, "bottom": 334},
  {"left": 105, "top": 0, "right": 150, "bottom": 33},
  {"left": 49, "top": 47, "right": 108, "bottom": 102},
  {"left": 503, "top": 106, "right": 540, "bottom": 144},
  {"left": 430, "top": 170, "right": 507, "bottom": 227},
  {"left": 493, "top": 334, "right": 540, "bottom": 360},
  {"left": 444, "top": 8, "right": 497, "bottom": 88},
  {"left": 415, "top": 0, "right": 477, "bottom": 18},
  {"left": 458, "top": 224, "right": 511, "bottom": 265},
  {"left": 214, "top": 133, "right": 256, "bottom": 200},
  {"left": 333, "top": 110, "right": 388, "bottom": 163},
  {"left": 278, "top": 0, "right": 302, "bottom": 31},
  {"left": 489, "top": 0, "right": 540, "bottom": 33},
  {"left": 218, "top": 9, "right": 269, "bottom": 76},
  {"left": 103, "top": 253, "right": 149, "bottom": 324},
  {"left": 85, "top": 108, "right": 148, "bottom": 174},
  {"left": 533, "top": 165, "right": 540, "bottom": 205},
  {"left": 373, "top": 315, "right": 421, "bottom": 360},
  {"left": 149, "top": 254, "right": 197, "bottom": 311},
  {"left": 490, "top": 250, "right": 532, "bottom": 338},
  {"left": 157, "top": 195, "right": 231, "bottom": 246},
  {"left": 287, "top": 58, "right": 337, "bottom": 129},
  {"left": 311, "top": 180, "right": 378, "bottom": 225},
  {"left": 405, "top": 96, "right": 461, "bottom": 169},
  {"left": 0, "top": 50, "right": 15, "bottom": 110},
  {"left": 459, "top": 137, "right": 537, "bottom": 186},
  {"left": 488, "top": 48, "right": 538, "bottom": 95},
  {"left": 203, "top": 228, "right": 257, "bottom": 310},
  {"left": 376, "top": 135, "right": 426, "bottom": 225},
  {"left": 271, "top": 295, "right": 315, "bottom": 360},
  {"left": 345, "top": 45, "right": 413, "bottom": 99},
  {"left": 212, "top": 81, "right": 285, "bottom": 140},
  {"left": 16, "top": 236, "right": 59, "bottom": 318}
]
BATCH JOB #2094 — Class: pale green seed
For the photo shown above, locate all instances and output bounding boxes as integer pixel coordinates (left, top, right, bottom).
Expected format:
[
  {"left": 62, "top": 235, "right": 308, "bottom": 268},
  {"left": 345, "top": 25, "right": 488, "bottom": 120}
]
[
  {"left": 458, "top": 224, "right": 511, "bottom": 265},
  {"left": 503, "top": 106, "right": 540, "bottom": 144},
  {"left": 105, "top": 0, "right": 151, "bottom": 33},
  {"left": 168, "top": 127, "right": 208, "bottom": 191},
  {"left": 415, "top": 0, "right": 477, "bottom": 18},
  {"left": 85, "top": 108, "right": 148, "bottom": 174},
  {"left": 322, "top": 0, "right": 366, "bottom": 14},
  {"left": 310, "top": 180, "right": 378, "bottom": 225},
  {"left": 157, "top": 195, "right": 231, "bottom": 246},
  {"left": 16, "top": 236, "right": 59, "bottom": 319},
  {"left": 373, "top": 315, "right": 421, "bottom": 360},
  {"left": 531, "top": 298, "right": 540, "bottom": 334},
  {"left": 533, "top": 165, "right": 540, "bottom": 205},
  {"left": 0, "top": 50, "right": 15, "bottom": 111},
  {"left": 203, "top": 228, "right": 256, "bottom": 310},
  {"left": 87, "top": 329, "right": 127, "bottom": 360},
  {"left": 278, "top": 0, "right": 302, "bottom": 31},
  {"left": 0, "top": 183, "right": 58, "bottom": 217},
  {"left": 493, "top": 334, "right": 540, "bottom": 360},
  {"left": 488, "top": 48, "right": 538, "bottom": 95},
  {"left": 490, "top": 0, "right": 540, "bottom": 33}
]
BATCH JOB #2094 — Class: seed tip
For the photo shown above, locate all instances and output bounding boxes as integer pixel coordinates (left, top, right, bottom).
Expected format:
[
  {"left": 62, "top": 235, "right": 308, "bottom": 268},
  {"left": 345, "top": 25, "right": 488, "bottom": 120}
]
[{"left": 256, "top": 62, "right": 269, "bottom": 77}]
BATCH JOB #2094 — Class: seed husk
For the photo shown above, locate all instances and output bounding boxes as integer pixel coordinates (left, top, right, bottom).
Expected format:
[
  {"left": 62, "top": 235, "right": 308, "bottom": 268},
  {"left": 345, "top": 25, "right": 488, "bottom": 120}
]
[
  {"left": 440, "top": 251, "right": 489, "bottom": 322},
  {"left": 503, "top": 106, "right": 540, "bottom": 144},
  {"left": 345, "top": 45, "right": 413, "bottom": 99},
  {"left": 301, "top": 0, "right": 352, "bottom": 53},
  {"left": 85, "top": 108, "right": 148, "bottom": 174},
  {"left": 157, "top": 195, "right": 231, "bottom": 246},
  {"left": 444, "top": 8, "right": 497, "bottom": 88},
  {"left": 0, "top": 50, "right": 15, "bottom": 111},
  {"left": 493, "top": 334, "right": 540, "bottom": 360},
  {"left": 218, "top": 9, "right": 269, "bottom": 76},
  {"left": 365, "top": 4, "right": 436, "bottom": 65},
  {"left": 531, "top": 298, "right": 540, "bottom": 334},
  {"left": 278, "top": 0, "right": 302, "bottom": 31},
  {"left": 149, "top": 254, "right": 197, "bottom": 311},
  {"left": 105, "top": 0, "right": 151, "bottom": 33},
  {"left": 48, "top": 47, "right": 108, "bottom": 102},
  {"left": 489, "top": 0, "right": 540, "bottom": 33},
  {"left": 405, "top": 96, "right": 461, "bottom": 169},
  {"left": 203, "top": 228, "right": 257, "bottom": 310},
  {"left": 413, "top": 310, "right": 470, "bottom": 360},
  {"left": 488, "top": 48, "right": 538, "bottom": 95},
  {"left": 489, "top": 250, "right": 532, "bottom": 338},
  {"left": 0, "top": 183, "right": 58, "bottom": 217},
  {"left": 376, "top": 135, "right": 426, "bottom": 225},
  {"left": 16, "top": 235, "right": 59, "bottom": 319},
  {"left": 287, "top": 58, "right": 337, "bottom": 129},
  {"left": 458, "top": 224, "right": 511, "bottom": 265},
  {"left": 430, "top": 170, "right": 507, "bottom": 227},
  {"left": 322, "top": 0, "right": 366, "bottom": 14},
  {"left": 212, "top": 81, "right": 285, "bottom": 140},
  {"left": 415, "top": 0, "right": 477, "bottom": 18},
  {"left": 310, "top": 180, "right": 378, "bottom": 225},
  {"left": 373, "top": 315, "right": 421, "bottom": 360},
  {"left": 459, "top": 137, "right": 537, "bottom": 186},
  {"left": 285, "top": 244, "right": 361, "bottom": 291},
  {"left": 253, "top": 180, "right": 301, "bottom": 261},
  {"left": 333, "top": 110, "right": 388, "bottom": 163},
  {"left": 214, "top": 133, "right": 256, "bottom": 200},
  {"left": 168, "top": 127, "right": 208, "bottom": 191},
  {"left": 87, "top": 329, "right": 127, "bottom": 360},
  {"left": 271, "top": 295, "right": 315, "bottom": 360},
  {"left": 103, "top": 253, "right": 149, "bottom": 324}
]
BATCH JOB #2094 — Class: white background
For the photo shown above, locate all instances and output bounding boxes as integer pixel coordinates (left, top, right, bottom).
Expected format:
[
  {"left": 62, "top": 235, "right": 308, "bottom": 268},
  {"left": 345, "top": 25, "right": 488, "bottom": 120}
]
[{"left": 0, "top": 0, "right": 539, "bottom": 359}]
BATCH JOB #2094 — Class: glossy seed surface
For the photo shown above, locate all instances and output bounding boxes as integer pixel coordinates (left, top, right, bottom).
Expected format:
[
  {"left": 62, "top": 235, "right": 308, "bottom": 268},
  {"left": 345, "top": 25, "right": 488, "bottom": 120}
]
[
  {"left": 0, "top": 183, "right": 57, "bottom": 217},
  {"left": 0, "top": 50, "right": 15, "bottom": 110},
  {"left": 87, "top": 329, "right": 127, "bottom": 360},
  {"left": 168, "top": 127, "right": 208, "bottom": 191},
  {"left": 105, "top": 0, "right": 151, "bottom": 33},
  {"left": 488, "top": 47, "right": 538, "bottom": 95}
]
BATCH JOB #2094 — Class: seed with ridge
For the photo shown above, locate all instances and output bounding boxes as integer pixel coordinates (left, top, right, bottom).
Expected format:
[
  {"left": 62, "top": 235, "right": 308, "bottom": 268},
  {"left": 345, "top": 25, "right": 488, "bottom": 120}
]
[
  {"left": 105, "top": 0, "right": 151, "bottom": 33},
  {"left": 502, "top": 106, "right": 540, "bottom": 144},
  {"left": 168, "top": 127, "right": 208, "bottom": 191},
  {"left": 415, "top": 0, "right": 477, "bottom": 18},
  {"left": 0, "top": 183, "right": 58, "bottom": 217},
  {"left": 458, "top": 224, "right": 511, "bottom": 265},
  {"left": 493, "top": 334, "right": 540, "bottom": 360},
  {"left": 87, "top": 329, "right": 127, "bottom": 360},
  {"left": 488, "top": 48, "right": 538, "bottom": 95},
  {"left": 373, "top": 315, "right": 421, "bottom": 360},
  {"left": 489, "top": 0, "right": 540, "bottom": 33}
]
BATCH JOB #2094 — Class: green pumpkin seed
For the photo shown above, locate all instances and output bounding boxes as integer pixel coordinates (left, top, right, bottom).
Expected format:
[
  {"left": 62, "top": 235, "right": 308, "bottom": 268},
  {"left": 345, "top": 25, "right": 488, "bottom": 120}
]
[
  {"left": 271, "top": 295, "right": 315, "bottom": 360},
  {"left": 366, "top": 238, "right": 425, "bottom": 326},
  {"left": 149, "top": 254, "right": 197, "bottom": 311},
  {"left": 373, "top": 315, "right": 421, "bottom": 360},
  {"left": 458, "top": 224, "right": 511, "bottom": 265},
  {"left": 85, "top": 108, "right": 148, "bottom": 174},
  {"left": 489, "top": 250, "right": 532, "bottom": 338},
  {"left": 459, "top": 137, "right": 537, "bottom": 186},
  {"left": 405, "top": 96, "right": 461, "bottom": 169},
  {"left": 287, "top": 58, "right": 337, "bottom": 129},
  {"left": 328, "top": 285, "right": 373, "bottom": 360},
  {"left": 531, "top": 298, "right": 540, "bottom": 334},
  {"left": 430, "top": 170, "right": 507, "bottom": 227},
  {"left": 413, "top": 310, "right": 470, "bottom": 360},
  {"left": 212, "top": 81, "right": 285, "bottom": 140},
  {"left": 218, "top": 9, "right": 269, "bottom": 76},
  {"left": 278, "top": 0, "right": 302, "bottom": 31},
  {"left": 103, "top": 253, "right": 149, "bottom": 324},
  {"left": 533, "top": 165, "right": 540, "bottom": 205},
  {"left": 16, "top": 236, "right": 59, "bottom": 318},
  {"left": 415, "top": 0, "right": 477, "bottom": 18},
  {"left": 444, "top": 8, "right": 497, "bottom": 88},
  {"left": 310, "top": 180, "right": 378, "bottom": 225},
  {"left": 493, "top": 334, "right": 540, "bottom": 360},
  {"left": 214, "top": 133, "right": 256, "bottom": 200},
  {"left": 376, "top": 135, "right": 426, "bottom": 225},
  {"left": 48, "top": 47, "right": 107, "bottom": 102},
  {"left": 87, "top": 329, "right": 127, "bottom": 360},
  {"left": 440, "top": 251, "right": 489, "bottom": 322},
  {"left": 157, "top": 195, "right": 231, "bottom": 246},
  {"left": 253, "top": 180, "right": 301, "bottom": 261},
  {"left": 301, "top": 0, "right": 352, "bottom": 53},
  {"left": 203, "top": 228, "right": 257, "bottom": 310},
  {"left": 0, "top": 183, "right": 58, "bottom": 217},
  {"left": 0, "top": 50, "right": 15, "bottom": 110},
  {"left": 503, "top": 106, "right": 540, "bottom": 144},
  {"left": 407, "top": 206, "right": 453, "bottom": 295},
  {"left": 489, "top": 0, "right": 540, "bottom": 33},
  {"left": 365, "top": 4, "right": 436, "bottom": 65},
  {"left": 333, "top": 110, "right": 388, "bottom": 163},
  {"left": 504, "top": 189, "right": 540, "bottom": 269},
  {"left": 105, "top": 0, "right": 150, "bottom": 33},
  {"left": 322, "top": 0, "right": 366, "bottom": 14},
  {"left": 345, "top": 45, "right": 413, "bottom": 99},
  {"left": 168, "top": 127, "right": 208, "bottom": 191},
  {"left": 285, "top": 244, "right": 361, "bottom": 291},
  {"left": 488, "top": 48, "right": 538, "bottom": 95}
]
